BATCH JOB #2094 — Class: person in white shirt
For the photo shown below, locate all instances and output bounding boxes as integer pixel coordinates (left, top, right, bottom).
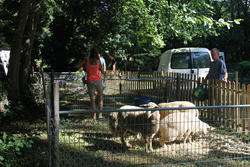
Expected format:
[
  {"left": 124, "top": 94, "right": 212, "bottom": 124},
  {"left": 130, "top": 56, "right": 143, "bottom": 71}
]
[
  {"left": 99, "top": 54, "right": 106, "bottom": 71},
  {"left": 99, "top": 54, "right": 106, "bottom": 89}
]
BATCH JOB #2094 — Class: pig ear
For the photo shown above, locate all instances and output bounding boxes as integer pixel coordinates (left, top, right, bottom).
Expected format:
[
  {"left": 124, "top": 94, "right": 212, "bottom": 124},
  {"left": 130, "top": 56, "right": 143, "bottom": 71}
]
[{"left": 148, "top": 102, "right": 159, "bottom": 108}]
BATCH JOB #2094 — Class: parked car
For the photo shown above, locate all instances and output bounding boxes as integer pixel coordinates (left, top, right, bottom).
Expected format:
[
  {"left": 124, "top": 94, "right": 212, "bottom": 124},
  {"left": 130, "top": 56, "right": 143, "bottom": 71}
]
[{"left": 158, "top": 47, "right": 221, "bottom": 78}]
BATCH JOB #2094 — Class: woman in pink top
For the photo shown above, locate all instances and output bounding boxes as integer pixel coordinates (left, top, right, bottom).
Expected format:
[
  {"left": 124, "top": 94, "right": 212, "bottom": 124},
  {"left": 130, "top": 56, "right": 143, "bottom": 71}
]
[{"left": 77, "top": 48, "right": 105, "bottom": 120}]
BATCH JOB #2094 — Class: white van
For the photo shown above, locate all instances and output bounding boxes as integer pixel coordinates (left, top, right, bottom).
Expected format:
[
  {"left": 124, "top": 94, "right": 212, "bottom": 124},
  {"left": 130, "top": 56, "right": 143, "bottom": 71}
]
[{"left": 158, "top": 47, "right": 213, "bottom": 78}]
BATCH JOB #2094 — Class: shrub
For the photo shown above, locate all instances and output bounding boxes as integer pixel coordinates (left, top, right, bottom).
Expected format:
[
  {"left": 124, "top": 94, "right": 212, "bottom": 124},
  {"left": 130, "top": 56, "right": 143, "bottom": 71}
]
[
  {"left": 0, "top": 132, "right": 33, "bottom": 167},
  {"left": 238, "top": 61, "right": 250, "bottom": 76}
]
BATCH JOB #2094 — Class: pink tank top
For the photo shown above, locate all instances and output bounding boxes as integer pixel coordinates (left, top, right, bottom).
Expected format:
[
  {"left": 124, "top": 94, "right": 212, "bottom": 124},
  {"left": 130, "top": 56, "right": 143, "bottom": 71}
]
[{"left": 86, "top": 58, "right": 102, "bottom": 83}]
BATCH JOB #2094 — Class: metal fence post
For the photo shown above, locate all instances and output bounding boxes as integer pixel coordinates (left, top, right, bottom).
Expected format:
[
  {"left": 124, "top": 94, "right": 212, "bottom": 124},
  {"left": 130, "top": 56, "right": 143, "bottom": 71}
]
[
  {"left": 53, "top": 81, "right": 60, "bottom": 167},
  {"left": 50, "top": 70, "right": 60, "bottom": 167},
  {"left": 45, "top": 78, "right": 52, "bottom": 167}
]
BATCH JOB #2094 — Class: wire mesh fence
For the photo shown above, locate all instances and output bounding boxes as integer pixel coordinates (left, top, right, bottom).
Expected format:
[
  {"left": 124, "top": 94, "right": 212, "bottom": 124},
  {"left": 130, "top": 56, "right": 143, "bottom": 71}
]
[
  {"left": 46, "top": 71, "right": 250, "bottom": 167},
  {"left": 56, "top": 106, "right": 250, "bottom": 167}
]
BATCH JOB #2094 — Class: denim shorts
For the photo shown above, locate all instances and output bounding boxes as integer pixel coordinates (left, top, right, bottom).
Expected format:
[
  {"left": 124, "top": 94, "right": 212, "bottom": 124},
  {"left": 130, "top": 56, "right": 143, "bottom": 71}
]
[{"left": 87, "top": 80, "right": 104, "bottom": 93}]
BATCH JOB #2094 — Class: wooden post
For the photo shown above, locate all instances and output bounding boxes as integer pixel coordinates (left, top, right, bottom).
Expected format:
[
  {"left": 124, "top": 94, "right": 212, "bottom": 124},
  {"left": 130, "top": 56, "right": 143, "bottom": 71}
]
[
  {"left": 226, "top": 81, "right": 231, "bottom": 128},
  {"left": 218, "top": 80, "right": 224, "bottom": 123},
  {"left": 171, "top": 72, "right": 174, "bottom": 101},
  {"left": 176, "top": 73, "right": 180, "bottom": 101},
  {"left": 232, "top": 82, "right": 236, "bottom": 129},
  {"left": 164, "top": 72, "right": 169, "bottom": 102},
  {"left": 46, "top": 80, "right": 52, "bottom": 167},
  {"left": 236, "top": 81, "right": 240, "bottom": 131},
  {"left": 242, "top": 84, "right": 246, "bottom": 133},
  {"left": 51, "top": 72, "right": 60, "bottom": 167},
  {"left": 215, "top": 80, "right": 219, "bottom": 121},
  {"left": 180, "top": 73, "right": 183, "bottom": 101},
  {"left": 222, "top": 81, "right": 226, "bottom": 125},
  {"left": 235, "top": 71, "right": 238, "bottom": 83},
  {"left": 247, "top": 85, "right": 250, "bottom": 134},
  {"left": 207, "top": 79, "right": 211, "bottom": 119},
  {"left": 119, "top": 73, "right": 122, "bottom": 95},
  {"left": 184, "top": 73, "right": 187, "bottom": 101}
]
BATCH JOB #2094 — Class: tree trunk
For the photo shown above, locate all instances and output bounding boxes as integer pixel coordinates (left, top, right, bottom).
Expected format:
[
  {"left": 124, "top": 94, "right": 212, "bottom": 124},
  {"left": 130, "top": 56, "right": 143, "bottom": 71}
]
[
  {"left": 20, "top": 1, "right": 41, "bottom": 97},
  {"left": 7, "top": 0, "right": 32, "bottom": 101}
]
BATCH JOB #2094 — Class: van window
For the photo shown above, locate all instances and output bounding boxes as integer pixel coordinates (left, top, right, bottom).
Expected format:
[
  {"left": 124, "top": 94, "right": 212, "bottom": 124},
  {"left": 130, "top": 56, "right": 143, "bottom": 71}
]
[
  {"left": 171, "top": 53, "right": 191, "bottom": 69},
  {"left": 192, "top": 52, "right": 211, "bottom": 68}
]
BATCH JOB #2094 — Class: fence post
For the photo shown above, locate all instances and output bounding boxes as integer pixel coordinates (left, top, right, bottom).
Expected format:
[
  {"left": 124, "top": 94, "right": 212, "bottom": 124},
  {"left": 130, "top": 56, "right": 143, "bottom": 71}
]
[
  {"left": 232, "top": 82, "right": 236, "bottom": 129},
  {"left": 226, "top": 81, "right": 231, "bottom": 128},
  {"left": 235, "top": 71, "right": 239, "bottom": 129},
  {"left": 235, "top": 71, "right": 238, "bottom": 82},
  {"left": 236, "top": 81, "right": 240, "bottom": 130},
  {"left": 208, "top": 79, "right": 215, "bottom": 120},
  {"left": 222, "top": 81, "right": 226, "bottom": 125},
  {"left": 45, "top": 77, "right": 52, "bottom": 167},
  {"left": 119, "top": 73, "right": 122, "bottom": 95},
  {"left": 51, "top": 71, "right": 60, "bottom": 167},
  {"left": 242, "top": 84, "right": 246, "bottom": 133},
  {"left": 164, "top": 72, "right": 169, "bottom": 102},
  {"left": 176, "top": 73, "right": 180, "bottom": 101},
  {"left": 248, "top": 85, "right": 250, "bottom": 133}
]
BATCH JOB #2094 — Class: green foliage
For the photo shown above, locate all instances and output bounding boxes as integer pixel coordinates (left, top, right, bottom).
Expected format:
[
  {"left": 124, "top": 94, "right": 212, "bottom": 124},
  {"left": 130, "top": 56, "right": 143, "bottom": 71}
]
[
  {"left": 0, "top": 132, "right": 33, "bottom": 167},
  {"left": 42, "top": 0, "right": 240, "bottom": 71},
  {"left": 0, "top": 0, "right": 17, "bottom": 49},
  {"left": 0, "top": 99, "right": 21, "bottom": 123},
  {"left": 1, "top": 0, "right": 247, "bottom": 72},
  {"left": 237, "top": 61, "right": 250, "bottom": 76}
]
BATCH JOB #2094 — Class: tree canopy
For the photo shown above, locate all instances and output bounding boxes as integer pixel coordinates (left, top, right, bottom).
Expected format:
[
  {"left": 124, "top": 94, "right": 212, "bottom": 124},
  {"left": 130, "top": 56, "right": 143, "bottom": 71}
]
[{"left": 0, "top": 0, "right": 249, "bottom": 103}]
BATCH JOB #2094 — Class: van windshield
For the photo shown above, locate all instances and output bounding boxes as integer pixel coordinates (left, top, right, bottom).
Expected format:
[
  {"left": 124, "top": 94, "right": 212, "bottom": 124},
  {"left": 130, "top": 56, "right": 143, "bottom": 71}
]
[
  {"left": 192, "top": 52, "right": 211, "bottom": 68},
  {"left": 171, "top": 53, "right": 191, "bottom": 69}
]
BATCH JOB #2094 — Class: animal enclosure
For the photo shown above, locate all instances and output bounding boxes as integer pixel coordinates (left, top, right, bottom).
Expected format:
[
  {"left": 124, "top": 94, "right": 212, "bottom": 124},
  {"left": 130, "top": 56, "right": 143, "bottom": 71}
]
[{"left": 46, "top": 71, "right": 250, "bottom": 167}]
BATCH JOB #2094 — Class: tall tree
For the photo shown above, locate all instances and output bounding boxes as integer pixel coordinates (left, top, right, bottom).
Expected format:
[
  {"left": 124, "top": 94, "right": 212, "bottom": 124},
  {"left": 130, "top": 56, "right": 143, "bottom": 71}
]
[
  {"left": 7, "top": 0, "right": 32, "bottom": 101},
  {"left": 7, "top": 0, "right": 42, "bottom": 102}
]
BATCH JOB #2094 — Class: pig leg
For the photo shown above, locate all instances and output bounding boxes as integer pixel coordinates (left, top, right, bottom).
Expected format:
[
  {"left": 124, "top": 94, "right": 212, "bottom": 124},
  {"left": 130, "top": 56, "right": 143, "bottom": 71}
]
[
  {"left": 147, "top": 136, "right": 154, "bottom": 152},
  {"left": 145, "top": 137, "right": 150, "bottom": 152},
  {"left": 183, "top": 130, "right": 191, "bottom": 144},
  {"left": 148, "top": 132, "right": 157, "bottom": 152},
  {"left": 186, "top": 135, "right": 193, "bottom": 143},
  {"left": 159, "top": 127, "right": 167, "bottom": 147},
  {"left": 160, "top": 127, "right": 175, "bottom": 147},
  {"left": 121, "top": 129, "right": 132, "bottom": 148}
]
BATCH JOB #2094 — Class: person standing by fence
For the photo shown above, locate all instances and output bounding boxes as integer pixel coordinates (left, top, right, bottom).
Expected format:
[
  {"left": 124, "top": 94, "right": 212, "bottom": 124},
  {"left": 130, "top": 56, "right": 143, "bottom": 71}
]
[
  {"left": 203, "top": 48, "right": 228, "bottom": 84},
  {"left": 99, "top": 54, "right": 106, "bottom": 72},
  {"left": 109, "top": 55, "right": 116, "bottom": 73},
  {"left": 99, "top": 54, "right": 106, "bottom": 89},
  {"left": 76, "top": 66, "right": 86, "bottom": 87},
  {"left": 202, "top": 48, "right": 228, "bottom": 118},
  {"left": 76, "top": 48, "right": 105, "bottom": 120}
]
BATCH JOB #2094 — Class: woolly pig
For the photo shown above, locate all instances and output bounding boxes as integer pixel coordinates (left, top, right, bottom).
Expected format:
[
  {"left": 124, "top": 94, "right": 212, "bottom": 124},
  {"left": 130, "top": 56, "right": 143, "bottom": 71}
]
[
  {"left": 159, "top": 111, "right": 214, "bottom": 147},
  {"left": 158, "top": 101, "right": 199, "bottom": 120},
  {"left": 109, "top": 105, "right": 160, "bottom": 152}
]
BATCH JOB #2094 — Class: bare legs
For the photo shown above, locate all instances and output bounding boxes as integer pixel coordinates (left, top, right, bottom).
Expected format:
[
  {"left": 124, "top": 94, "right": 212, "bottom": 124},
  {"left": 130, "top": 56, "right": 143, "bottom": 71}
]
[
  {"left": 97, "top": 90, "right": 103, "bottom": 118},
  {"left": 89, "top": 90, "right": 103, "bottom": 120}
]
